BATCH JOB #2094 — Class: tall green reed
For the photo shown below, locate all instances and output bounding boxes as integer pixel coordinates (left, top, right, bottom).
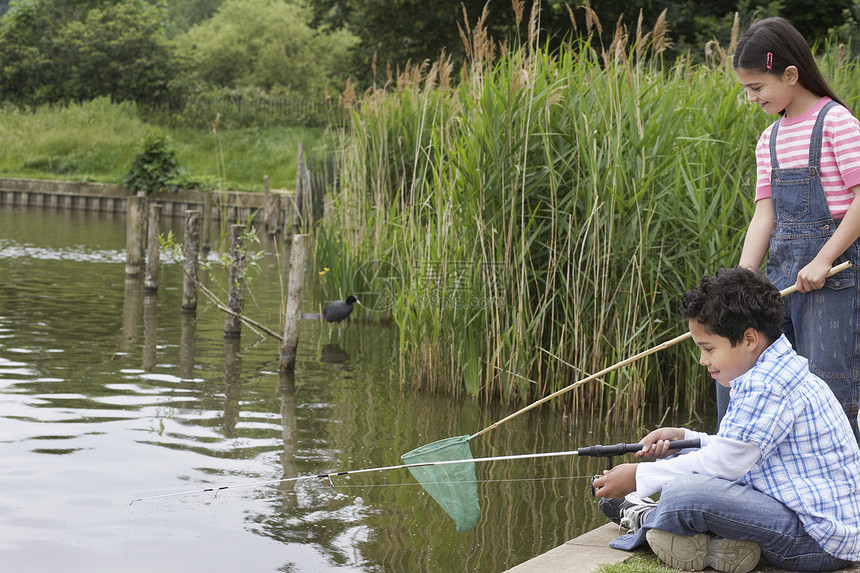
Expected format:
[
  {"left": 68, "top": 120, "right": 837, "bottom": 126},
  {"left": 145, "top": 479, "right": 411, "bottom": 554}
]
[{"left": 313, "top": 9, "right": 853, "bottom": 419}]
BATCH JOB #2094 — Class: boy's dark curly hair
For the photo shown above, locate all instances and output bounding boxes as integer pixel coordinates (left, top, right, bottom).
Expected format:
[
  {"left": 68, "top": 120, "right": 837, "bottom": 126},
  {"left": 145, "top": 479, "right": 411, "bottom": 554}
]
[{"left": 680, "top": 267, "right": 784, "bottom": 346}]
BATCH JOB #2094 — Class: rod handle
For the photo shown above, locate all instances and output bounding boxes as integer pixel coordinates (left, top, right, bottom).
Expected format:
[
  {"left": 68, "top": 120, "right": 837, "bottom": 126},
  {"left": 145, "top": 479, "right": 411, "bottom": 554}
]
[{"left": 577, "top": 438, "right": 700, "bottom": 458}]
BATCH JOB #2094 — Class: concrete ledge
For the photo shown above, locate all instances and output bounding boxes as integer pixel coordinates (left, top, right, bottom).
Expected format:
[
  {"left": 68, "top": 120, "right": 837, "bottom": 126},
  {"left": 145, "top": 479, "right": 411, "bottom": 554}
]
[
  {"left": 503, "top": 523, "right": 633, "bottom": 573},
  {"left": 503, "top": 523, "right": 860, "bottom": 573}
]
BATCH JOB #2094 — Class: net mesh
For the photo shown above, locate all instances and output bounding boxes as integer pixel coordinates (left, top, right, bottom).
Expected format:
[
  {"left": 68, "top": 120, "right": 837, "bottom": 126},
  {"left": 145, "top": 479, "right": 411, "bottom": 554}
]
[{"left": 400, "top": 435, "right": 480, "bottom": 532}]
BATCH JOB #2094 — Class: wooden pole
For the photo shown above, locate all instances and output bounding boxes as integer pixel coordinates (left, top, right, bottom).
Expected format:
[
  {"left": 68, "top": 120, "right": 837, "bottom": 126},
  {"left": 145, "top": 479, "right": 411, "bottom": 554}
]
[
  {"left": 224, "top": 224, "right": 245, "bottom": 338},
  {"left": 291, "top": 143, "right": 304, "bottom": 235},
  {"left": 182, "top": 210, "right": 200, "bottom": 313},
  {"left": 144, "top": 203, "right": 162, "bottom": 293},
  {"left": 263, "top": 175, "right": 279, "bottom": 235},
  {"left": 125, "top": 193, "right": 146, "bottom": 276},
  {"left": 201, "top": 191, "right": 212, "bottom": 255},
  {"left": 301, "top": 156, "right": 313, "bottom": 230},
  {"left": 263, "top": 174, "right": 270, "bottom": 233},
  {"left": 284, "top": 192, "right": 296, "bottom": 240},
  {"left": 279, "top": 234, "right": 311, "bottom": 371}
]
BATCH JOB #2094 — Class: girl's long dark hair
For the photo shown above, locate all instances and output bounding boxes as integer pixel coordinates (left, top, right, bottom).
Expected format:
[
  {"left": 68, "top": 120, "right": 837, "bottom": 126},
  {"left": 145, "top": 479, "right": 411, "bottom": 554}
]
[{"left": 733, "top": 17, "right": 848, "bottom": 112}]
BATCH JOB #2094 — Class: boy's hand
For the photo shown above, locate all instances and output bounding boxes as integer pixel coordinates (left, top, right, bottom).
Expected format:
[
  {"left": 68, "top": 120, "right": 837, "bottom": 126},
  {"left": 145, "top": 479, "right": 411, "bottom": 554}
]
[
  {"left": 592, "top": 463, "right": 637, "bottom": 499},
  {"left": 635, "top": 427, "right": 686, "bottom": 460}
]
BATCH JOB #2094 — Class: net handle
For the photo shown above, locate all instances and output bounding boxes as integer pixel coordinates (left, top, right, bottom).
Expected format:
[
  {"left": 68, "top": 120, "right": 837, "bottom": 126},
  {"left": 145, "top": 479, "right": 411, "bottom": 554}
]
[{"left": 470, "top": 261, "right": 852, "bottom": 441}]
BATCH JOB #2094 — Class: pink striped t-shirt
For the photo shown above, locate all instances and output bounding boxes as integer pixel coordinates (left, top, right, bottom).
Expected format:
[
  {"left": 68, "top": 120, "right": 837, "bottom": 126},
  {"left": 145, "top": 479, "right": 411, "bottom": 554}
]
[{"left": 754, "top": 97, "right": 860, "bottom": 219}]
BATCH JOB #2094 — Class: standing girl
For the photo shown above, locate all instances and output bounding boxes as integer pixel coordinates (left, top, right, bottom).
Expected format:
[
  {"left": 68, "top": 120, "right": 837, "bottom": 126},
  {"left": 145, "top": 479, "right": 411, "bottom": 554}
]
[{"left": 731, "top": 17, "right": 860, "bottom": 442}]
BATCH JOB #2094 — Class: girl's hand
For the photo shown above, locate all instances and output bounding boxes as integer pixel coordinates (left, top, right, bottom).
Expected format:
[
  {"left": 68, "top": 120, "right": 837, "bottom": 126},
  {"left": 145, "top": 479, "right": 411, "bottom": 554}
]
[
  {"left": 592, "top": 463, "right": 637, "bottom": 499},
  {"left": 796, "top": 257, "right": 831, "bottom": 293}
]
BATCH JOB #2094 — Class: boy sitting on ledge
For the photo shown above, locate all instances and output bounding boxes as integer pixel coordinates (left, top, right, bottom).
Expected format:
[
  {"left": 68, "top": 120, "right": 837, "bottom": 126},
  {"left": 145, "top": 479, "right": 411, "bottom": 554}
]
[{"left": 592, "top": 267, "right": 860, "bottom": 573}]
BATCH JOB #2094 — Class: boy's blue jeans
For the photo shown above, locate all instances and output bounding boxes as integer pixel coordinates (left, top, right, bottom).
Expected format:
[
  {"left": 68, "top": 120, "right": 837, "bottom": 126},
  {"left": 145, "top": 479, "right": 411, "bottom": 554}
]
[{"left": 617, "top": 475, "right": 851, "bottom": 572}]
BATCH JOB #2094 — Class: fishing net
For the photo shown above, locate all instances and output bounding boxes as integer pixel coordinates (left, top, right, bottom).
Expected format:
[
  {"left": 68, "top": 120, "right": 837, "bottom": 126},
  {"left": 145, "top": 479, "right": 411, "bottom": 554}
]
[{"left": 400, "top": 435, "right": 480, "bottom": 532}]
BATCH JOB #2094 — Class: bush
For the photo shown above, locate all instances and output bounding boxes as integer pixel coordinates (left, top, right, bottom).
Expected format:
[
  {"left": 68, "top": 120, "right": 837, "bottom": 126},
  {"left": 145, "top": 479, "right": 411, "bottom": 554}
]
[{"left": 122, "top": 133, "right": 200, "bottom": 194}]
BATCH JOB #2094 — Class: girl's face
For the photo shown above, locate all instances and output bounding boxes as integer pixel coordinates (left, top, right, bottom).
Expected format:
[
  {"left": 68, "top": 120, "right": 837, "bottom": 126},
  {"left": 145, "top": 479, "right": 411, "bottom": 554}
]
[{"left": 735, "top": 66, "right": 800, "bottom": 116}]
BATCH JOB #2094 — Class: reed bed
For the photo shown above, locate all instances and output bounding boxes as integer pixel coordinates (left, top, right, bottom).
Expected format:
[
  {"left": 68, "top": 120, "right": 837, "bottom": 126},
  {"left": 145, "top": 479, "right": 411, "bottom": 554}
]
[{"left": 315, "top": 8, "right": 860, "bottom": 418}]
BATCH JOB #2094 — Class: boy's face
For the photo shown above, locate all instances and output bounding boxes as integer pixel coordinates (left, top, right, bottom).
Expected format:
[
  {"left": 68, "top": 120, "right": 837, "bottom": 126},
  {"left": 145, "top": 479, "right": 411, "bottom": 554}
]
[{"left": 689, "top": 320, "right": 760, "bottom": 388}]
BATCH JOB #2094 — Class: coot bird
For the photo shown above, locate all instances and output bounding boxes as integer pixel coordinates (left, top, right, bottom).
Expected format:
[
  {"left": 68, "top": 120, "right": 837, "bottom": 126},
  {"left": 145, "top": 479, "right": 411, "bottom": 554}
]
[{"left": 322, "top": 295, "right": 360, "bottom": 323}]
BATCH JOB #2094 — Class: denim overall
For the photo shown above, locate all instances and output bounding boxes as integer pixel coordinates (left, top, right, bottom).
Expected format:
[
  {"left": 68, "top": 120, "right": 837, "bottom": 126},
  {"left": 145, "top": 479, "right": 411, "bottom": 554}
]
[{"left": 767, "top": 100, "right": 860, "bottom": 442}]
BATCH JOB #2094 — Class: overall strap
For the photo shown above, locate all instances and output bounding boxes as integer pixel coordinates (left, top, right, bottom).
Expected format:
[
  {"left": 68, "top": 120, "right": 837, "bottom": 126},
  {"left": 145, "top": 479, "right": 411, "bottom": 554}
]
[
  {"left": 768, "top": 100, "right": 838, "bottom": 170},
  {"left": 769, "top": 118, "right": 782, "bottom": 170},
  {"left": 807, "top": 100, "right": 838, "bottom": 169}
]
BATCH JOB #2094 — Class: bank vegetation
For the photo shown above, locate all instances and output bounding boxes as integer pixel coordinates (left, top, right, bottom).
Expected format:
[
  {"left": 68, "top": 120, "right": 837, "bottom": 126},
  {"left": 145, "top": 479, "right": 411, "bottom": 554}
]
[{"left": 313, "top": 9, "right": 860, "bottom": 419}]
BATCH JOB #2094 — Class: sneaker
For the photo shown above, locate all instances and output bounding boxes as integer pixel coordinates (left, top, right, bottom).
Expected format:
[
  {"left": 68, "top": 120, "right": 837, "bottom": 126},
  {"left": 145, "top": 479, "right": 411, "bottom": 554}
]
[
  {"left": 646, "top": 529, "right": 760, "bottom": 573},
  {"left": 598, "top": 493, "right": 658, "bottom": 532}
]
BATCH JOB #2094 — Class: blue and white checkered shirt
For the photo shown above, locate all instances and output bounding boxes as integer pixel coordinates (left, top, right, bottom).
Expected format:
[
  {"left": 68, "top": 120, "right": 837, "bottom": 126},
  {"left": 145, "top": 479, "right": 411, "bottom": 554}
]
[{"left": 720, "top": 335, "right": 860, "bottom": 560}]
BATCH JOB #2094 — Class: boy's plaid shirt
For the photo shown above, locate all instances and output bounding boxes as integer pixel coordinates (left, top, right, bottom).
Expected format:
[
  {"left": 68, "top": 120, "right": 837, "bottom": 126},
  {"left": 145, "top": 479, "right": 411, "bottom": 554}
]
[{"left": 723, "top": 335, "right": 860, "bottom": 560}]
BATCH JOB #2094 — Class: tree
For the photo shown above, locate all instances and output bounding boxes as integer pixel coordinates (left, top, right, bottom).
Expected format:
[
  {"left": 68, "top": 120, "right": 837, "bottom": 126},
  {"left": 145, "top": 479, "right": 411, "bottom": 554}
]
[
  {"left": 54, "top": 2, "right": 179, "bottom": 105},
  {"left": 0, "top": 0, "right": 67, "bottom": 103},
  {"left": 0, "top": 0, "right": 180, "bottom": 105},
  {"left": 310, "top": 0, "right": 559, "bottom": 86},
  {"left": 308, "top": 0, "right": 860, "bottom": 88},
  {"left": 164, "top": 0, "right": 226, "bottom": 38},
  {"left": 176, "top": 0, "right": 358, "bottom": 95}
]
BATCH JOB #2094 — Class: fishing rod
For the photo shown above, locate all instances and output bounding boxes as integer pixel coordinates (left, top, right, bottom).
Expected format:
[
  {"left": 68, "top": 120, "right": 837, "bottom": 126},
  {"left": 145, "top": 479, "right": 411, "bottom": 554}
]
[
  {"left": 129, "top": 439, "right": 700, "bottom": 504},
  {"left": 470, "top": 261, "right": 853, "bottom": 441}
]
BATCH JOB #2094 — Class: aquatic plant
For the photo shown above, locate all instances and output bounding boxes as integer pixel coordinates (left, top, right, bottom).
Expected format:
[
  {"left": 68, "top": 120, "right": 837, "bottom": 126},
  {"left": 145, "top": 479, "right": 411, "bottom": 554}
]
[{"left": 314, "top": 6, "right": 860, "bottom": 418}]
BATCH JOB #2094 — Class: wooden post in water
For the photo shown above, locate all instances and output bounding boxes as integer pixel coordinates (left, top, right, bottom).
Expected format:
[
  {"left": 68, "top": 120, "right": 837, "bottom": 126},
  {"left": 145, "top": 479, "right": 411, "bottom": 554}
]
[
  {"left": 291, "top": 144, "right": 305, "bottom": 236},
  {"left": 279, "top": 234, "right": 311, "bottom": 372},
  {"left": 224, "top": 224, "right": 245, "bottom": 338},
  {"left": 263, "top": 175, "right": 279, "bottom": 236},
  {"left": 144, "top": 203, "right": 162, "bottom": 293},
  {"left": 300, "top": 151, "right": 314, "bottom": 231},
  {"left": 125, "top": 193, "right": 146, "bottom": 276},
  {"left": 182, "top": 210, "right": 200, "bottom": 313},
  {"left": 284, "top": 191, "right": 296, "bottom": 240},
  {"left": 201, "top": 191, "right": 212, "bottom": 255}
]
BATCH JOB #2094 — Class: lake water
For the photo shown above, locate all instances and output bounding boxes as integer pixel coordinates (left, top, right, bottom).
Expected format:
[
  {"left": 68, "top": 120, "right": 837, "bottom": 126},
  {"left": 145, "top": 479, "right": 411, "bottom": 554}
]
[{"left": 0, "top": 206, "right": 668, "bottom": 573}]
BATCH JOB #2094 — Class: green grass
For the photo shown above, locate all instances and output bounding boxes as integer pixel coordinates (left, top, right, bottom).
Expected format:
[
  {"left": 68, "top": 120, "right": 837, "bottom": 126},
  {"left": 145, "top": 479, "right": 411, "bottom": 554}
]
[
  {"left": 597, "top": 552, "right": 679, "bottom": 573},
  {"left": 0, "top": 97, "right": 331, "bottom": 191}
]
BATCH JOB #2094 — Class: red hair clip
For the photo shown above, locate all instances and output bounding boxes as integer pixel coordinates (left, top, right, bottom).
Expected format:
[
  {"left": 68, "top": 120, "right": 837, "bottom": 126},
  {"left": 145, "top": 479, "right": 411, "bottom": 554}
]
[{"left": 766, "top": 52, "right": 773, "bottom": 70}]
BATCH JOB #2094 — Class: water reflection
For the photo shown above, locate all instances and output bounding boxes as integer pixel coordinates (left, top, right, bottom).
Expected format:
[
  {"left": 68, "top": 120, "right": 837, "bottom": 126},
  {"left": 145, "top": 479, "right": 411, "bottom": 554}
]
[
  {"left": 320, "top": 343, "right": 350, "bottom": 368},
  {"left": 143, "top": 292, "right": 158, "bottom": 371},
  {"left": 179, "top": 312, "right": 196, "bottom": 380},
  {"left": 0, "top": 207, "right": 706, "bottom": 573},
  {"left": 122, "top": 276, "right": 142, "bottom": 352},
  {"left": 279, "top": 371, "right": 298, "bottom": 508},
  {"left": 223, "top": 336, "right": 242, "bottom": 439}
]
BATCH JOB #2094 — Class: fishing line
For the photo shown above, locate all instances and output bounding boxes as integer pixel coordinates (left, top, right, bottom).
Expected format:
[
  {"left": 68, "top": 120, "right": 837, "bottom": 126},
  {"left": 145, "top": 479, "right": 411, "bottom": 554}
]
[
  {"left": 129, "top": 449, "right": 587, "bottom": 504},
  {"left": 327, "top": 474, "right": 597, "bottom": 490},
  {"left": 130, "top": 439, "right": 696, "bottom": 505}
]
